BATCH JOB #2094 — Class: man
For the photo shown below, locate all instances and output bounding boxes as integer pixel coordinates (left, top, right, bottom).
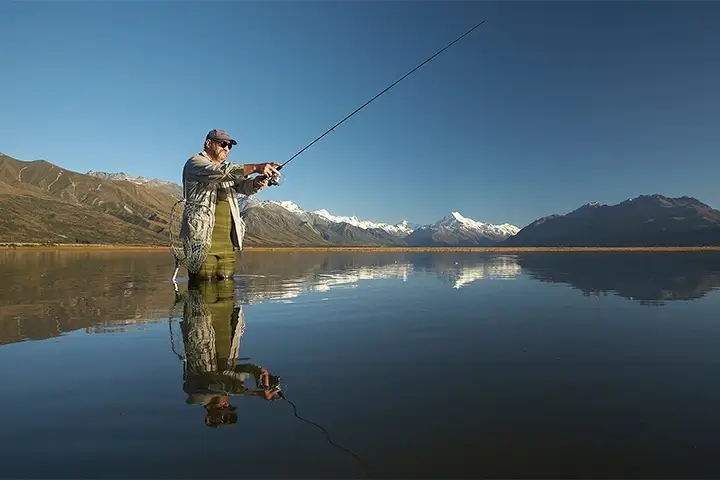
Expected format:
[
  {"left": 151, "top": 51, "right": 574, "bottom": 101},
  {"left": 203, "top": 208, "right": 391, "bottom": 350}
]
[{"left": 177, "top": 128, "right": 280, "bottom": 281}]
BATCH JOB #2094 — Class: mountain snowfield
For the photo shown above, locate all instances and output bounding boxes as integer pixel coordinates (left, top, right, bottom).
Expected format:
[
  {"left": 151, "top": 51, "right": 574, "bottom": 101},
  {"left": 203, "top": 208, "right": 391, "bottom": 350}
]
[
  {"left": 312, "top": 209, "right": 415, "bottom": 236},
  {"left": 430, "top": 211, "right": 520, "bottom": 238},
  {"left": 264, "top": 200, "right": 519, "bottom": 239}
]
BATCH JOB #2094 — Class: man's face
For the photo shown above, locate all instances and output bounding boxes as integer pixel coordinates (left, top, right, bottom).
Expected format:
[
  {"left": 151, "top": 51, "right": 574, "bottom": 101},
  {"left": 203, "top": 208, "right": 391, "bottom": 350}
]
[{"left": 208, "top": 139, "right": 232, "bottom": 162}]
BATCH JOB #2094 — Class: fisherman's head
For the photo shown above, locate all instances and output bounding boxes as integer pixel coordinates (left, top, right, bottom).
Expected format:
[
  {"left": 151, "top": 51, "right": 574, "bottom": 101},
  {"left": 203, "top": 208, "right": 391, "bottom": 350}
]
[
  {"left": 203, "top": 395, "right": 238, "bottom": 428},
  {"left": 204, "top": 128, "right": 237, "bottom": 163}
]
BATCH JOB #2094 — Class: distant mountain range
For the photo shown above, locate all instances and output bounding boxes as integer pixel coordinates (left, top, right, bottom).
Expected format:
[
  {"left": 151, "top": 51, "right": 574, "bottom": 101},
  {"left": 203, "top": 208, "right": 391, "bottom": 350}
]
[
  {"left": 503, "top": 195, "right": 720, "bottom": 247},
  {"left": 239, "top": 199, "right": 520, "bottom": 247},
  {"left": 1, "top": 152, "right": 718, "bottom": 246}
]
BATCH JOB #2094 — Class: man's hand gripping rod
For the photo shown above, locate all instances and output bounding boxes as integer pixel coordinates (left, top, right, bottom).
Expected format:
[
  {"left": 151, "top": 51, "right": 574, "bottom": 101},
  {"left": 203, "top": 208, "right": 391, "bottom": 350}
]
[{"left": 265, "top": 19, "right": 486, "bottom": 186}]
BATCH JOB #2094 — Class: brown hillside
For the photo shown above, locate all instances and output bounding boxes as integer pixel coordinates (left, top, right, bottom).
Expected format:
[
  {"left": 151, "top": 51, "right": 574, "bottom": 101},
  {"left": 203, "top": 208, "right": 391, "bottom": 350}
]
[{"left": 0, "top": 154, "right": 179, "bottom": 244}]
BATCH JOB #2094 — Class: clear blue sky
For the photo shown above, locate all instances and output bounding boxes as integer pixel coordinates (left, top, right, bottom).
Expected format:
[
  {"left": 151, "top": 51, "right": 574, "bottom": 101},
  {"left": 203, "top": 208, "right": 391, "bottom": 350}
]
[{"left": 2, "top": 1, "right": 719, "bottom": 229}]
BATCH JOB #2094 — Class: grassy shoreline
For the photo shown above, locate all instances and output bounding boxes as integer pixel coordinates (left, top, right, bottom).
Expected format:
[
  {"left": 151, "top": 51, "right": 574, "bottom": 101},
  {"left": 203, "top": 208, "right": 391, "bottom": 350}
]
[{"left": 1, "top": 243, "right": 720, "bottom": 253}]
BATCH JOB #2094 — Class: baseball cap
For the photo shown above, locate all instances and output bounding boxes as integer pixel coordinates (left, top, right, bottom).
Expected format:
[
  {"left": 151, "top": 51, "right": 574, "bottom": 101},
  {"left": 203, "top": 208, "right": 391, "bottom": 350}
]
[{"left": 206, "top": 129, "right": 237, "bottom": 145}]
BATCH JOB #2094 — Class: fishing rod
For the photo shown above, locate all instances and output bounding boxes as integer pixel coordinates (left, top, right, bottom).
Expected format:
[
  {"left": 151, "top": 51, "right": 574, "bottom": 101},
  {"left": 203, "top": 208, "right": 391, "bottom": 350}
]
[{"left": 266, "top": 19, "right": 486, "bottom": 186}]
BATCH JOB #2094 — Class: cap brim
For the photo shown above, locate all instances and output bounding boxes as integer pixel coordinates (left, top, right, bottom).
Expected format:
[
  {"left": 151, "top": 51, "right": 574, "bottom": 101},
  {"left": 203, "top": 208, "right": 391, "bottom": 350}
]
[{"left": 206, "top": 136, "right": 238, "bottom": 145}]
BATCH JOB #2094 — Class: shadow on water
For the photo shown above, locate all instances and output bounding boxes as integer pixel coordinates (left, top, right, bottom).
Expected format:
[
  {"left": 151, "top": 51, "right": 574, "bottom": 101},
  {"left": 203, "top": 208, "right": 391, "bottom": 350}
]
[
  {"left": 169, "top": 276, "right": 371, "bottom": 476},
  {"left": 516, "top": 251, "right": 720, "bottom": 305}
]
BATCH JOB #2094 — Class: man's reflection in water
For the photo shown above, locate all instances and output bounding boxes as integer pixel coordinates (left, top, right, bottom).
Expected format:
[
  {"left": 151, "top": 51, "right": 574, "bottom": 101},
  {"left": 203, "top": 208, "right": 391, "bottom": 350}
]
[
  {"left": 171, "top": 278, "right": 370, "bottom": 476},
  {"left": 174, "top": 277, "right": 281, "bottom": 428}
]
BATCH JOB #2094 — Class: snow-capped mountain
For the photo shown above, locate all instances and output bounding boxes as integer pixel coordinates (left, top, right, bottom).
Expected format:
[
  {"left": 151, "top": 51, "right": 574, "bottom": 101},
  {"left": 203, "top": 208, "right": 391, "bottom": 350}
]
[
  {"left": 305, "top": 206, "right": 413, "bottom": 236},
  {"left": 431, "top": 211, "right": 520, "bottom": 239},
  {"left": 259, "top": 200, "right": 415, "bottom": 237},
  {"left": 271, "top": 200, "right": 307, "bottom": 217},
  {"left": 404, "top": 211, "right": 520, "bottom": 246},
  {"left": 238, "top": 199, "right": 519, "bottom": 246}
]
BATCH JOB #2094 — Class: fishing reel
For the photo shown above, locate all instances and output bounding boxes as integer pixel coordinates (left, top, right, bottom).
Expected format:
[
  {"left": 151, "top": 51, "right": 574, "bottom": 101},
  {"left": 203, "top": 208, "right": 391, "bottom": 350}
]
[
  {"left": 254, "top": 172, "right": 282, "bottom": 188},
  {"left": 267, "top": 172, "right": 282, "bottom": 186},
  {"left": 263, "top": 374, "right": 284, "bottom": 399},
  {"left": 265, "top": 373, "right": 282, "bottom": 389}
]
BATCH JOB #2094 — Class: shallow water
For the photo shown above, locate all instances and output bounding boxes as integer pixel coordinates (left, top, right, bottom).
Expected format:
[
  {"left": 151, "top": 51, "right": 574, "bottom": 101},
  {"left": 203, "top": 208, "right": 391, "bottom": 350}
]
[{"left": 1, "top": 250, "right": 720, "bottom": 478}]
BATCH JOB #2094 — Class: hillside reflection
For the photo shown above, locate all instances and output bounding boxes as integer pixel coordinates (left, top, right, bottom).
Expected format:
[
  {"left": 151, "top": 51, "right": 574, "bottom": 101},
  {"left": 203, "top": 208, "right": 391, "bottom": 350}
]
[
  {"left": 517, "top": 252, "right": 720, "bottom": 305},
  {"left": 0, "top": 251, "right": 176, "bottom": 344},
  {"left": 0, "top": 251, "right": 519, "bottom": 345},
  {"left": 3, "top": 250, "right": 717, "bottom": 346}
]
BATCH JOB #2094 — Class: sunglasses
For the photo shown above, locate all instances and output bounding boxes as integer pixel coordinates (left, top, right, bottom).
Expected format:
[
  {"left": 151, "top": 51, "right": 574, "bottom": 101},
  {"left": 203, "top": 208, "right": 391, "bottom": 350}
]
[{"left": 216, "top": 141, "right": 233, "bottom": 150}]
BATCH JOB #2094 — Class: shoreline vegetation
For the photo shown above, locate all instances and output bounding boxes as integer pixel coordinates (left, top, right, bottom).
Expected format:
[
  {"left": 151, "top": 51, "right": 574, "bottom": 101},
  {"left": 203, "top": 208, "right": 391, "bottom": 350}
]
[{"left": 1, "top": 243, "right": 720, "bottom": 253}]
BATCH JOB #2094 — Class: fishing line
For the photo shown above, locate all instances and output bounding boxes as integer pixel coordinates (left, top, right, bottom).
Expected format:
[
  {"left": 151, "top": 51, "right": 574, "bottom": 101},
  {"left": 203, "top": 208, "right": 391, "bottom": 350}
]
[
  {"left": 267, "top": 19, "right": 486, "bottom": 185},
  {"left": 277, "top": 390, "right": 371, "bottom": 477}
]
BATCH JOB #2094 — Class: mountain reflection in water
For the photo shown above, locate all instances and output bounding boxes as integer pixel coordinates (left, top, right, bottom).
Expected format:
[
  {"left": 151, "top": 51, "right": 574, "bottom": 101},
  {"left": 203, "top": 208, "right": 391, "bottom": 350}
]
[
  {"left": 517, "top": 251, "right": 720, "bottom": 305},
  {"left": 2, "top": 250, "right": 720, "bottom": 346}
]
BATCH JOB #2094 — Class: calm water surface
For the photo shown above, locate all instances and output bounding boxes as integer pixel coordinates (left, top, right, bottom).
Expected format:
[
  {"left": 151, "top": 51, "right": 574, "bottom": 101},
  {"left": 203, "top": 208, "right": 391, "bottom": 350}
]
[{"left": 2, "top": 250, "right": 720, "bottom": 478}]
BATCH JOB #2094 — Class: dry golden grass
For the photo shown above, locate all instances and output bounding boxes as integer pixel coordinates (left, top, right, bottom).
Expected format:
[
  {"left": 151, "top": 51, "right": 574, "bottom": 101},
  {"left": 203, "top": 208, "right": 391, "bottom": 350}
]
[{"left": 3, "top": 243, "right": 720, "bottom": 253}]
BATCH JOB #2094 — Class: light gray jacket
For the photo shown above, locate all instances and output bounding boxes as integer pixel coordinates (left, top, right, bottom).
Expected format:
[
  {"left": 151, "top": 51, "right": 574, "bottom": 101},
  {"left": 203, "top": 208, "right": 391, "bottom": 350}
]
[{"left": 174, "top": 151, "right": 259, "bottom": 274}]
